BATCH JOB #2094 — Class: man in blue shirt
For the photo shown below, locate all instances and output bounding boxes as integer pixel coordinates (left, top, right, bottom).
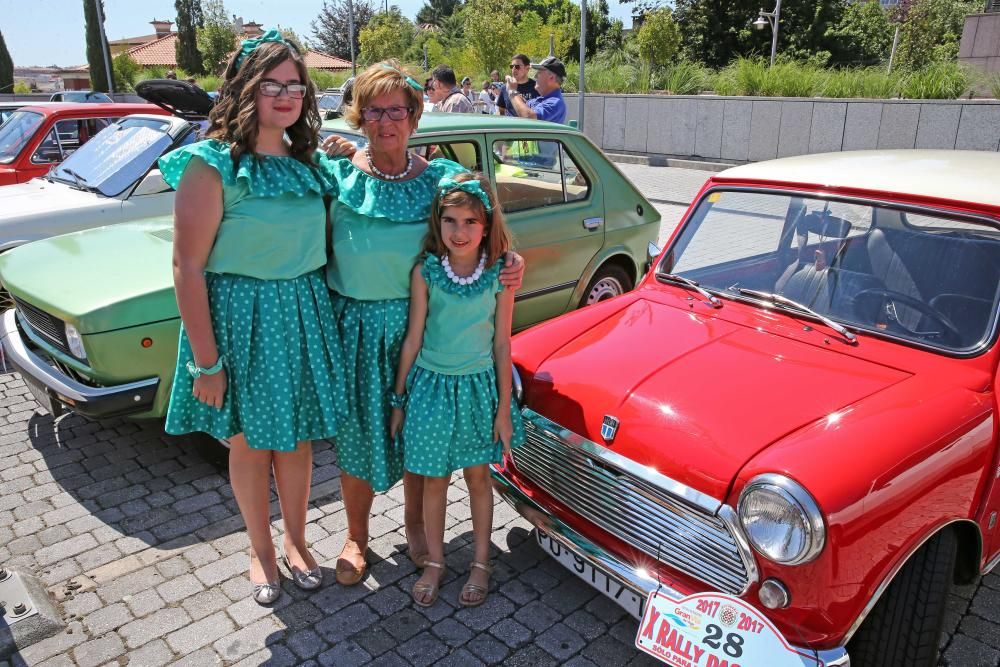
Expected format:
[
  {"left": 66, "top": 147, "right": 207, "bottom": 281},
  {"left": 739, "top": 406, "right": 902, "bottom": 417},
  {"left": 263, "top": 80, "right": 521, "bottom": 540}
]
[{"left": 504, "top": 56, "right": 567, "bottom": 125}]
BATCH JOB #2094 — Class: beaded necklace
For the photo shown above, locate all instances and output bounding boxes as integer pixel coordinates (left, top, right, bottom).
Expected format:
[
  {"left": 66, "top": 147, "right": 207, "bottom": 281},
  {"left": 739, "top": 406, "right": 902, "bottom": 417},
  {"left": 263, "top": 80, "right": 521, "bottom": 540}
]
[
  {"left": 441, "top": 251, "right": 487, "bottom": 285},
  {"left": 366, "top": 148, "right": 413, "bottom": 181}
]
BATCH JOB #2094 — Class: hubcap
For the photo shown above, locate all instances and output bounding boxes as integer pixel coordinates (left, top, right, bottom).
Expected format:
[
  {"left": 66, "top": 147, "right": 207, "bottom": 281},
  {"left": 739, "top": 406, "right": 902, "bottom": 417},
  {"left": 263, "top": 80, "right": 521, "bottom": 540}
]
[{"left": 585, "top": 277, "right": 624, "bottom": 305}]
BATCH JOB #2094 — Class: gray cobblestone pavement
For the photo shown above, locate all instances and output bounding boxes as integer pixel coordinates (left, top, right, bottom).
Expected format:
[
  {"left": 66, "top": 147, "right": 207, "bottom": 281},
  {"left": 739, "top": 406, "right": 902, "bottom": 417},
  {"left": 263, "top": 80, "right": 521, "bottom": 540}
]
[{"left": 0, "top": 164, "right": 997, "bottom": 666}]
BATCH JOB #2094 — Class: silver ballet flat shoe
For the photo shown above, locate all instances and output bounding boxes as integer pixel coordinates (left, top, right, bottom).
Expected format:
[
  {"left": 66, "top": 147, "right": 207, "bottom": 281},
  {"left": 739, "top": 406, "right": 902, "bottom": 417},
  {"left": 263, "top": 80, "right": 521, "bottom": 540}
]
[
  {"left": 282, "top": 552, "right": 323, "bottom": 591},
  {"left": 252, "top": 581, "right": 281, "bottom": 605}
]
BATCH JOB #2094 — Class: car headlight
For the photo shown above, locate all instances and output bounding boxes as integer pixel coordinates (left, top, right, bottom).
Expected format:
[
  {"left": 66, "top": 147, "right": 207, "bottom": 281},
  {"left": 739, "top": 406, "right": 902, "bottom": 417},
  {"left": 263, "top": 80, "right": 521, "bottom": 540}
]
[
  {"left": 64, "top": 323, "right": 86, "bottom": 360},
  {"left": 738, "top": 473, "right": 825, "bottom": 565}
]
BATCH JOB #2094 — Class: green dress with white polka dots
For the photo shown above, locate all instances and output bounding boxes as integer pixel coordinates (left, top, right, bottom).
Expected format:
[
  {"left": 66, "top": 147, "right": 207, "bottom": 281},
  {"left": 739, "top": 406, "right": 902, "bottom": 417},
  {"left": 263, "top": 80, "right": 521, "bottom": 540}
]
[
  {"left": 322, "top": 157, "right": 465, "bottom": 491},
  {"left": 159, "top": 140, "right": 346, "bottom": 452},
  {"left": 402, "top": 255, "right": 525, "bottom": 477}
]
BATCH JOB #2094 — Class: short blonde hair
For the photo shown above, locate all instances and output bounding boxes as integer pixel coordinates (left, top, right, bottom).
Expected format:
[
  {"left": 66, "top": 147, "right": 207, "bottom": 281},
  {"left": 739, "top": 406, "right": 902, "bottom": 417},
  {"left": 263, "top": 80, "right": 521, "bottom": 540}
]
[{"left": 344, "top": 59, "right": 423, "bottom": 132}]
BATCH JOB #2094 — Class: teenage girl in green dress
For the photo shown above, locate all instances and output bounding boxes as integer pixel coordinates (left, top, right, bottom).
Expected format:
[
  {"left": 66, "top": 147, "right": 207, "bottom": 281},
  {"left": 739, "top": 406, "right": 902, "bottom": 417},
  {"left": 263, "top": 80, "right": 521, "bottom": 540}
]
[
  {"left": 389, "top": 172, "right": 526, "bottom": 607},
  {"left": 162, "top": 31, "right": 348, "bottom": 605}
]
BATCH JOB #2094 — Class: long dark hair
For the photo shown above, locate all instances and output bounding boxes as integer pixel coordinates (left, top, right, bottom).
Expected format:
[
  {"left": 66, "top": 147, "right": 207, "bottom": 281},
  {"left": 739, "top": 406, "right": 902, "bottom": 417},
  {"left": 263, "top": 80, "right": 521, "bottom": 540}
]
[{"left": 207, "top": 40, "right": 321, "bottom": 166}]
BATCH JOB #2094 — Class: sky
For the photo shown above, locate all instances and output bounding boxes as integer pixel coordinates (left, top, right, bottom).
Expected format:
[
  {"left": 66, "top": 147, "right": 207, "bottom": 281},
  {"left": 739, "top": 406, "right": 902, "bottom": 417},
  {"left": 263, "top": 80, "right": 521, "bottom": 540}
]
[{"left": 2, "top": 0, "right": 637, "bottom": 67}]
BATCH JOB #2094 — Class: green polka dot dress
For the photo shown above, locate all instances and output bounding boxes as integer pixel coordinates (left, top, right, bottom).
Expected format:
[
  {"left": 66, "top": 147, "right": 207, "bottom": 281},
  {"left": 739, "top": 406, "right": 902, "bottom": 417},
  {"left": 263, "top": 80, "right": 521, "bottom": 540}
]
[
  {"left": 159, "top": 140, "right": 346, "bottom": 452},
  {"left": 402, "top": 256, "right": 525, "bottom": 478},
  {"left": 321, "top": 157, "right": 466, "bottom": 491}
]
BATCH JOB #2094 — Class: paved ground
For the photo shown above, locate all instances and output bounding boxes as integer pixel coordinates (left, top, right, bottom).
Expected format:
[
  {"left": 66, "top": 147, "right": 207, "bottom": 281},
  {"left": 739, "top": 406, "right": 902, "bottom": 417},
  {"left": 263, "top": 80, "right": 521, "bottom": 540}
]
[{"left": 1, "top": 163, "right": 998, "bottom": 667}]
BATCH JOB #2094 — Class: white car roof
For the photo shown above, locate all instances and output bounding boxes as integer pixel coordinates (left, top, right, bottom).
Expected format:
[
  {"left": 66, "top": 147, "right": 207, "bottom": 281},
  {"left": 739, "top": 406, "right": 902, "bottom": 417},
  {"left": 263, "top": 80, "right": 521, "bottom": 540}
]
[{"left": 715, "top": 150, "right": 1000, "bottom": 210}]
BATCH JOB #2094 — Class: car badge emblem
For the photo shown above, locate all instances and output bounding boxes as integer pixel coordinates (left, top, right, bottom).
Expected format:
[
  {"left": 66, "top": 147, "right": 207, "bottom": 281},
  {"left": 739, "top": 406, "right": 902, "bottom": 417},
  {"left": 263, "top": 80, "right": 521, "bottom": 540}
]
[{"left": 601, "top": 415, "right": 619, "bottom": 442}]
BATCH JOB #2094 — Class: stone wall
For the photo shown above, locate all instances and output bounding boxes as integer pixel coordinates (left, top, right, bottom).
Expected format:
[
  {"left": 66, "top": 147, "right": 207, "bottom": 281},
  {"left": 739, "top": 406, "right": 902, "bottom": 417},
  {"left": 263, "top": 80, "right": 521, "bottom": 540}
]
[
  {"left": 960, "top": 12, "right": 1000, "bottom": 73},
  {"left": 564, "top": 94, "right": 1000, "bottom": 163}
]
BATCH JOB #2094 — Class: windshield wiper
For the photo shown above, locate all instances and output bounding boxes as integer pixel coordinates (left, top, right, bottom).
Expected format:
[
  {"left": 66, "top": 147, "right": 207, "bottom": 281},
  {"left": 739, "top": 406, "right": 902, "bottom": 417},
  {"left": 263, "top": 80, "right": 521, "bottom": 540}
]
[
  {"left": 735, "top": 288, "right": 857, "bottom": 345},
  {"left": 58, "top": 167, "right": 91, "bottom": 190},
  {"left": 656, "top": 272, "right": 722, "bottom": 308}
]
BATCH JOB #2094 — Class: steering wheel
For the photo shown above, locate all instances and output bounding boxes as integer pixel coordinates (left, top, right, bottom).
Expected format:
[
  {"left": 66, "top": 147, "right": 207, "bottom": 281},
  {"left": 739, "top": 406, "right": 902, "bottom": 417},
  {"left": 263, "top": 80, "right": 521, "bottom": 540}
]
[{"left": 852, "top": 288, "right": 963, "bottom": 343}]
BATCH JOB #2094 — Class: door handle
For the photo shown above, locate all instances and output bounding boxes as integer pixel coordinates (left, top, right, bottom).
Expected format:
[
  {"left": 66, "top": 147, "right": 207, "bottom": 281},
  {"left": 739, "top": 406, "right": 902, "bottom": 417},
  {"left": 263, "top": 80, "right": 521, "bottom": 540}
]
[{"left": 583, "top": 217, "right": 603, "bottom": 230}]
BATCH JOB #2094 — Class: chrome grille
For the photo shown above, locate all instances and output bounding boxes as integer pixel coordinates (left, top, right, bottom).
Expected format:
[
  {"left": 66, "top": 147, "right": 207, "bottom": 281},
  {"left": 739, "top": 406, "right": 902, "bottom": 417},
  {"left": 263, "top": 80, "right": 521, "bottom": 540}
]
[
  {"left": 14, "top": 298, "right": 70, "bottom": 356},
  {"left": 513, "top": 413, "right": 754, "bottom": 595}
]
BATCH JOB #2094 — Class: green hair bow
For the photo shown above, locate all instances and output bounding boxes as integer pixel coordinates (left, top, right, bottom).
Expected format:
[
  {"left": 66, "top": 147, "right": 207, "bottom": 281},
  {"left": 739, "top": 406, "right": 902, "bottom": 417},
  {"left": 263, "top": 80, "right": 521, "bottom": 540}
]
[
  {"left": 378, "top": 64, "right": 424, "bottom": 92},
  {"left": 235, "top": 29, "right": 292, "bottom": 71},
  {"left": 438, "top": 175, "right": 493, "bottom": 212}
]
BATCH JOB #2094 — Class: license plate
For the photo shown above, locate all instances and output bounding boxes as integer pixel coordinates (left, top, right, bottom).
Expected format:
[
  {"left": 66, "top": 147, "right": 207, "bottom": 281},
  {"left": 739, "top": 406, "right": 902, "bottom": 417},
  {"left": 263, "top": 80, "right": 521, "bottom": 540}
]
[
  {"left": 536, "top": 529, "right": 644, "bottom": 618},
  {"left": 21, "top": 372, "right": 61, "bottom": 418}
]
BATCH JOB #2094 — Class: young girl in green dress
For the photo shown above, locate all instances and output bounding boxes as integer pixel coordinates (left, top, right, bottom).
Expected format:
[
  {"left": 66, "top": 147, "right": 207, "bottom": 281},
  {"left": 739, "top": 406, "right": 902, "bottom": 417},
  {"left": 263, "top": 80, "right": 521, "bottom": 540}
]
[
  {"left": 160, "top": 31, "right": 345, "bottom": 605},
  {"left": 389, "top": 172, "right": 525, "bottom": 607}
]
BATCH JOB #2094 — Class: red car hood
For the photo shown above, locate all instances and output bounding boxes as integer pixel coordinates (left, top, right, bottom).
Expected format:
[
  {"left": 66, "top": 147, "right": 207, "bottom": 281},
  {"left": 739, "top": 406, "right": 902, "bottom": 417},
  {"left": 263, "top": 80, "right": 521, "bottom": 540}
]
[{"left": 524, "top": 298, "right": 911, "bottom": 500}]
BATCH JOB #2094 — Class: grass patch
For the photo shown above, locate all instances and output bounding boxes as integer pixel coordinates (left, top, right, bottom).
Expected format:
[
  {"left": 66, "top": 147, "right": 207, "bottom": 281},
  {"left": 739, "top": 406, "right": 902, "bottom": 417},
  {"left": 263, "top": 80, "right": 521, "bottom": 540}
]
[{"left": 900, "top": 61, "right": 970, "bottom": 99}]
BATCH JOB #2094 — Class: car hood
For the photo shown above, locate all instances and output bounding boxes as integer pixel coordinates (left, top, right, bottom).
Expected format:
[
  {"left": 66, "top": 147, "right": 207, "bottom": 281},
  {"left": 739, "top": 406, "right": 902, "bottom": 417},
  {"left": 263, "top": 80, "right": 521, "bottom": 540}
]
[
  {"left": 0, "top": 178, "right": 108, "bottom": 218},
  {"left": 0, "top": 217, "right": 177, "bottom": 334},
  {"left": 523, "top": 298, "right": 911, "bottom": 500}
]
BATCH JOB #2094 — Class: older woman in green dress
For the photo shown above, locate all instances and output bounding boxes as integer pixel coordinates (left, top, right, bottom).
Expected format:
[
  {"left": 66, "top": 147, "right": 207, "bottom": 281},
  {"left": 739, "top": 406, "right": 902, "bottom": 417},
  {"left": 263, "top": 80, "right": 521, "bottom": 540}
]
[{"left": 320, "top": 61, "right": 524, "bottom": 584}]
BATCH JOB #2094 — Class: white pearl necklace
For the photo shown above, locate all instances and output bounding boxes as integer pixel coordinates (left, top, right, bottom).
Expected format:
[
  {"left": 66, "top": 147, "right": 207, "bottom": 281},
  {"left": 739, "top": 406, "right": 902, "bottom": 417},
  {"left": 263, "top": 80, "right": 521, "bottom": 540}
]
[
  {"left": 366, "top": 148, "right": 413, "bottom": 181},
  {"left": 442, "top": 251, "right": 486, "bottom": 285}
]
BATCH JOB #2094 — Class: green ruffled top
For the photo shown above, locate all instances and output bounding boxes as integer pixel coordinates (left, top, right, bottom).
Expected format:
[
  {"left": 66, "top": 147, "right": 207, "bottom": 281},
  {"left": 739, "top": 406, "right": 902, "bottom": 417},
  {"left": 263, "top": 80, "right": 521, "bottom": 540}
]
[
  {"left": 416, "top": 254, "right": 504, "bottom": 376},
  {"left": 158, "top": 139, "right": 335, "bottom": 281},
  {"left": 322, "top": 157, "right": 466, "bottom": 301}
]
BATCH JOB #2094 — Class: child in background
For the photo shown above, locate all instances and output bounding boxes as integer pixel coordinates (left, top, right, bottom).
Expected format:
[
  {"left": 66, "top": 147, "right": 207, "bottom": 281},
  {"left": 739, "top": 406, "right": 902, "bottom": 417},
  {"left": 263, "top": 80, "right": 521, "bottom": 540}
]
[{"left": 389, "top": 171, "right": 525, "bottom": 607}]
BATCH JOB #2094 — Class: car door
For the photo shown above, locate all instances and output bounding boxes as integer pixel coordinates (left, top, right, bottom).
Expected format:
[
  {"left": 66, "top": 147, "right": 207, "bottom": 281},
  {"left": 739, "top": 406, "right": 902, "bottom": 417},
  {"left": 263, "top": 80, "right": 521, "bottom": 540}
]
[{"left": 486, "top": 132, "right": 604, "bottom": 330}]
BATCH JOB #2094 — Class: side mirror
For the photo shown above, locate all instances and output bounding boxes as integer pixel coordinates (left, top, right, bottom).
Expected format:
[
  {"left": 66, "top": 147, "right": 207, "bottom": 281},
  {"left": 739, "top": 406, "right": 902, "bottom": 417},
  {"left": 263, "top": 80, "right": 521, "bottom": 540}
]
[
  {"left": 645, "top": 241, "right": 662, "bottom": 273},
  {"left": 132, "top": 169, "right": 170, "bottom": 196}
]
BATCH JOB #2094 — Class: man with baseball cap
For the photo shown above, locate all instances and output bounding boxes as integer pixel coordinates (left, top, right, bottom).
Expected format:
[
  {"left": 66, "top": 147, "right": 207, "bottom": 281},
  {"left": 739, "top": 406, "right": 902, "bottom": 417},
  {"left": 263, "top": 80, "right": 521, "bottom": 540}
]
[{"left": 504, "top": 55, "right": 567, "bottom": 125}]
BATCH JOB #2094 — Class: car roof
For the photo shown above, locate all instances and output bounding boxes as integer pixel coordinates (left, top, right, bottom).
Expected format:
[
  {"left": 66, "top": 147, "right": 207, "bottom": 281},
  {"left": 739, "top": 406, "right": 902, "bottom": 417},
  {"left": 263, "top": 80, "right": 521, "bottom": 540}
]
[
  {"left": 322, "top": 112, "right": 578, "bottom": 136},
  {"left": 16, "top": 102, "right": 164, "bottom": 116},
  {"left": 714, "top": 150, "right": 1000, "bottom": 209}
]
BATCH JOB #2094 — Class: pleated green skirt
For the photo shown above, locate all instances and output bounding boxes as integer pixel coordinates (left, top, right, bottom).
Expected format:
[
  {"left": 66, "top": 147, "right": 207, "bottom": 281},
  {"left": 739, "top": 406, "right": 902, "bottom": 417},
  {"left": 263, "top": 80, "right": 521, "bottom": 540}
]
[
  {"left": 330, "top": 293, "right": 409, "bottom": 491},
  {"left": 402, "top": 365, "right": 525, "bottom": 478},
  {"left": 165, "top": 270, "right": 345, "bottom": 452}
]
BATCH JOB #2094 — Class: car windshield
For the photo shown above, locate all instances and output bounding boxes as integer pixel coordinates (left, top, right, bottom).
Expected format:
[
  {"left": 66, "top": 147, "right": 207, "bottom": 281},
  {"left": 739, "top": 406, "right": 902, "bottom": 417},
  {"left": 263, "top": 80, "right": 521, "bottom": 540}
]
[
  {"left": 660, "top": 189, "right": 1000, "bottom": 353},
  {"left": 319, "top": 127, "right": 367, "bottom": 151},
  {"left": 0, "top": 111, "right": 44, "bottom": 164},
  {"left": 60, "top": 92, "right": 113, "bottom": 103},
  {"left": 318, "top": 93, "right": 343, "bottom": 110},
  {"left": 49, "top": 116, "right": 173, "bottom": 196}
]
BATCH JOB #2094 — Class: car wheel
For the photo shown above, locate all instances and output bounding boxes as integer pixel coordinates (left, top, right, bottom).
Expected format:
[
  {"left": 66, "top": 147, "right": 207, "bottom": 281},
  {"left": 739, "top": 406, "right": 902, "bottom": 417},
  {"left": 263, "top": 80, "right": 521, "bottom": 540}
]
[
  {"left": 579, "top": 264, "right": 633, "bottom": 308},
  {"left": 847, "top": 528, "right": 957, "bottom": 667}
]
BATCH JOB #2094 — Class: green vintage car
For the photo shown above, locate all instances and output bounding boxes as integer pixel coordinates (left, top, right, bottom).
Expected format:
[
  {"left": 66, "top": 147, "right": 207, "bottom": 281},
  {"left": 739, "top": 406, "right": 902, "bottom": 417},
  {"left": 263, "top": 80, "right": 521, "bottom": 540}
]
[{"left": 0, "top": 114, "right": 660, "bottom": 421}]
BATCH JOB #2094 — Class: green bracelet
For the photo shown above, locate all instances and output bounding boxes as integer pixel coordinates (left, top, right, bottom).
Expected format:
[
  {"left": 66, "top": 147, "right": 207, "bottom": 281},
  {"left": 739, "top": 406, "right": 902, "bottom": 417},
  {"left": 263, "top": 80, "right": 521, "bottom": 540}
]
[
  {"left": 186, "top": 354, "right": 225, "bottom": 379},
  {"left": 387, "top": 391, "right": 407, "bottom": 409}
]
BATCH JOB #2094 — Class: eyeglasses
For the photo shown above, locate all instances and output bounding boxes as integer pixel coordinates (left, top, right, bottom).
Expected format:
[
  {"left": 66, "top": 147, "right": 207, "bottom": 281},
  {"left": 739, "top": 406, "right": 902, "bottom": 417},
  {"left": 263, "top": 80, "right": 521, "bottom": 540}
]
[
  {"left": 361, "top": 106, "right": 413, "bottom": 122},
  {"left": 258, "top": 81, "right": 307, "bottom": 99},
  {"left": 510, "top": 64, "right": 523, "bottom": 70}
]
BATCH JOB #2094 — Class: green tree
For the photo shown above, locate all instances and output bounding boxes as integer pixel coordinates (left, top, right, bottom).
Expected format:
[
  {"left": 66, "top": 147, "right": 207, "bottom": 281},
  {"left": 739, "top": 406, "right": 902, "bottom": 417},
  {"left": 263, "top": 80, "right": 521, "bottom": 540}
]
[
  {"left": 197, "top": 0, "right": 237, "bottom": 73},
  {"left": 311, "top": 0, "right": 377, "bottom": 59},
  {"left": 13, "top": 80, "right": 31, "bottom": 93},
  {"left": 636, "top": 8, "right": 681, "bottom": 67},
  {"left": 359, "top": 8, "right": 414, "bottom": 63},
  {"left": 84, "top": 0, "right": 114, "bottom": 92},
  {"left": 0, "top": 30, "right": 13, "bottom": 94},
  {"left": 895, "top": 0, "right": 978, "bottom": 70},
  {"left": 463, "top": 0, "right": 518, "bottom": 73},
  {"left": 175, "top": 0, "right": 204, "bottom": 74},
  {"left": 281, "top": 27, "right": 307, "bottom": 53},
  {"left": 826, "top": 0, "right": 893, "bottom": 66},
  {"left": 416, "top": 0, "right": 462, "bottom": 26},
  {"left": 112, "top": 53, "right": 140, "bottom": 91}
]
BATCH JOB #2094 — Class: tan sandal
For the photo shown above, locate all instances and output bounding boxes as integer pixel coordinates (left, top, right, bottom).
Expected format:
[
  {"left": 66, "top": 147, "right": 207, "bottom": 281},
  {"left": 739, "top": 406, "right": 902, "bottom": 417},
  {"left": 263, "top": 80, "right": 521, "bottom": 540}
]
[
  {"left": 411, "top": 560, "right": 445, "bottom": 607},
  {"left": 459, "top": 560, "right": 493, "bottom": 608},
  {"left": 335, "top": 537, "right": 368, "bottom": 586}
]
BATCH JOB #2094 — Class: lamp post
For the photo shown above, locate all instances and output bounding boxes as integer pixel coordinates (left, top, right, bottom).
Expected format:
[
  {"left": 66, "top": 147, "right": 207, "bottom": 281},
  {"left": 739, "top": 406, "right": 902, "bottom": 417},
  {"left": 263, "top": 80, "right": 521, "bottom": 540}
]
[
  {"left": 579, "top": 0, "right": 587, "bottom": 129},
  {"left": 753, "top": 0, "right": 782, "bottom": 67}
]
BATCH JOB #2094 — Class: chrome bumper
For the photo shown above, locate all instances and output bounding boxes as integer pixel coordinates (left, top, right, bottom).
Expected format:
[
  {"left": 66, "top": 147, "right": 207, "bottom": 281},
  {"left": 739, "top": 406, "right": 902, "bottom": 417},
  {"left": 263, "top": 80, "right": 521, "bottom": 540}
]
[
  {"left": 491, "top": 467, "right": 850, "bottom": 667},
  {"left": 0, "top": 309, "right": 159, "bottom": 419}
]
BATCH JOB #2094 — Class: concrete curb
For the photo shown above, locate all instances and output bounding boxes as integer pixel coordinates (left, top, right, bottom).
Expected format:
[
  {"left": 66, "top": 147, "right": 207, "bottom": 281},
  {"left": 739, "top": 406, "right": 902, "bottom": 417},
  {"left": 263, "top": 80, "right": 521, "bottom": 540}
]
[{"left": 606, "top": 152, "right": 735, "bottom": 172}]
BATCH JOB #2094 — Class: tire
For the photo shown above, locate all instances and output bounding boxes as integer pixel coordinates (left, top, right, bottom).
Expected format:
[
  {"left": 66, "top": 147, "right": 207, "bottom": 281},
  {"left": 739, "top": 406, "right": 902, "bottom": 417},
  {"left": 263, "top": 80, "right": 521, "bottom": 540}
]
[
  {"left": 847, "top": 528, "right": 957, "bottom": 667},
  {"left": 578, "top": 264, "right": 633, "bottom": 309}
]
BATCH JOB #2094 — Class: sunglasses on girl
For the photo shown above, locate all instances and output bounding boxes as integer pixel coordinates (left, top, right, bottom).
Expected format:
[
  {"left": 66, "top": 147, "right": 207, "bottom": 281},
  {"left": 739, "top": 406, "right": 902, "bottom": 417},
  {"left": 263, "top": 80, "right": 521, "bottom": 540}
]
[
  {"left": 361, "top": 106, "right": 413, "bottom": 122},
  {"left": 258, "top": 81, "right": 308, "bottom": 99}
]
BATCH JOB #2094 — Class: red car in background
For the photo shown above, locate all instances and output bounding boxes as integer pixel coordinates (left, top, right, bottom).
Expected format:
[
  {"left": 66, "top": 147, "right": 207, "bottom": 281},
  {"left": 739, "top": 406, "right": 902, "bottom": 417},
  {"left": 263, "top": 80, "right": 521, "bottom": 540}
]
[
  {"left": 494, "top": 150, "right": 1000, "bottom": 667},
  {"left": 0, "top": 102, "right": 170, "bottom": 186}
]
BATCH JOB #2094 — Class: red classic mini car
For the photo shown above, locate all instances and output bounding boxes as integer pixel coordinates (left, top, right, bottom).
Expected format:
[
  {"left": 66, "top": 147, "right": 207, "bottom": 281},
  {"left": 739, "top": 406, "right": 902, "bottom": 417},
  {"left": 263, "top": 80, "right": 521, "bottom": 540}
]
[{"left": 493, "top": 150, "right": 1000, "bottom": 667}]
